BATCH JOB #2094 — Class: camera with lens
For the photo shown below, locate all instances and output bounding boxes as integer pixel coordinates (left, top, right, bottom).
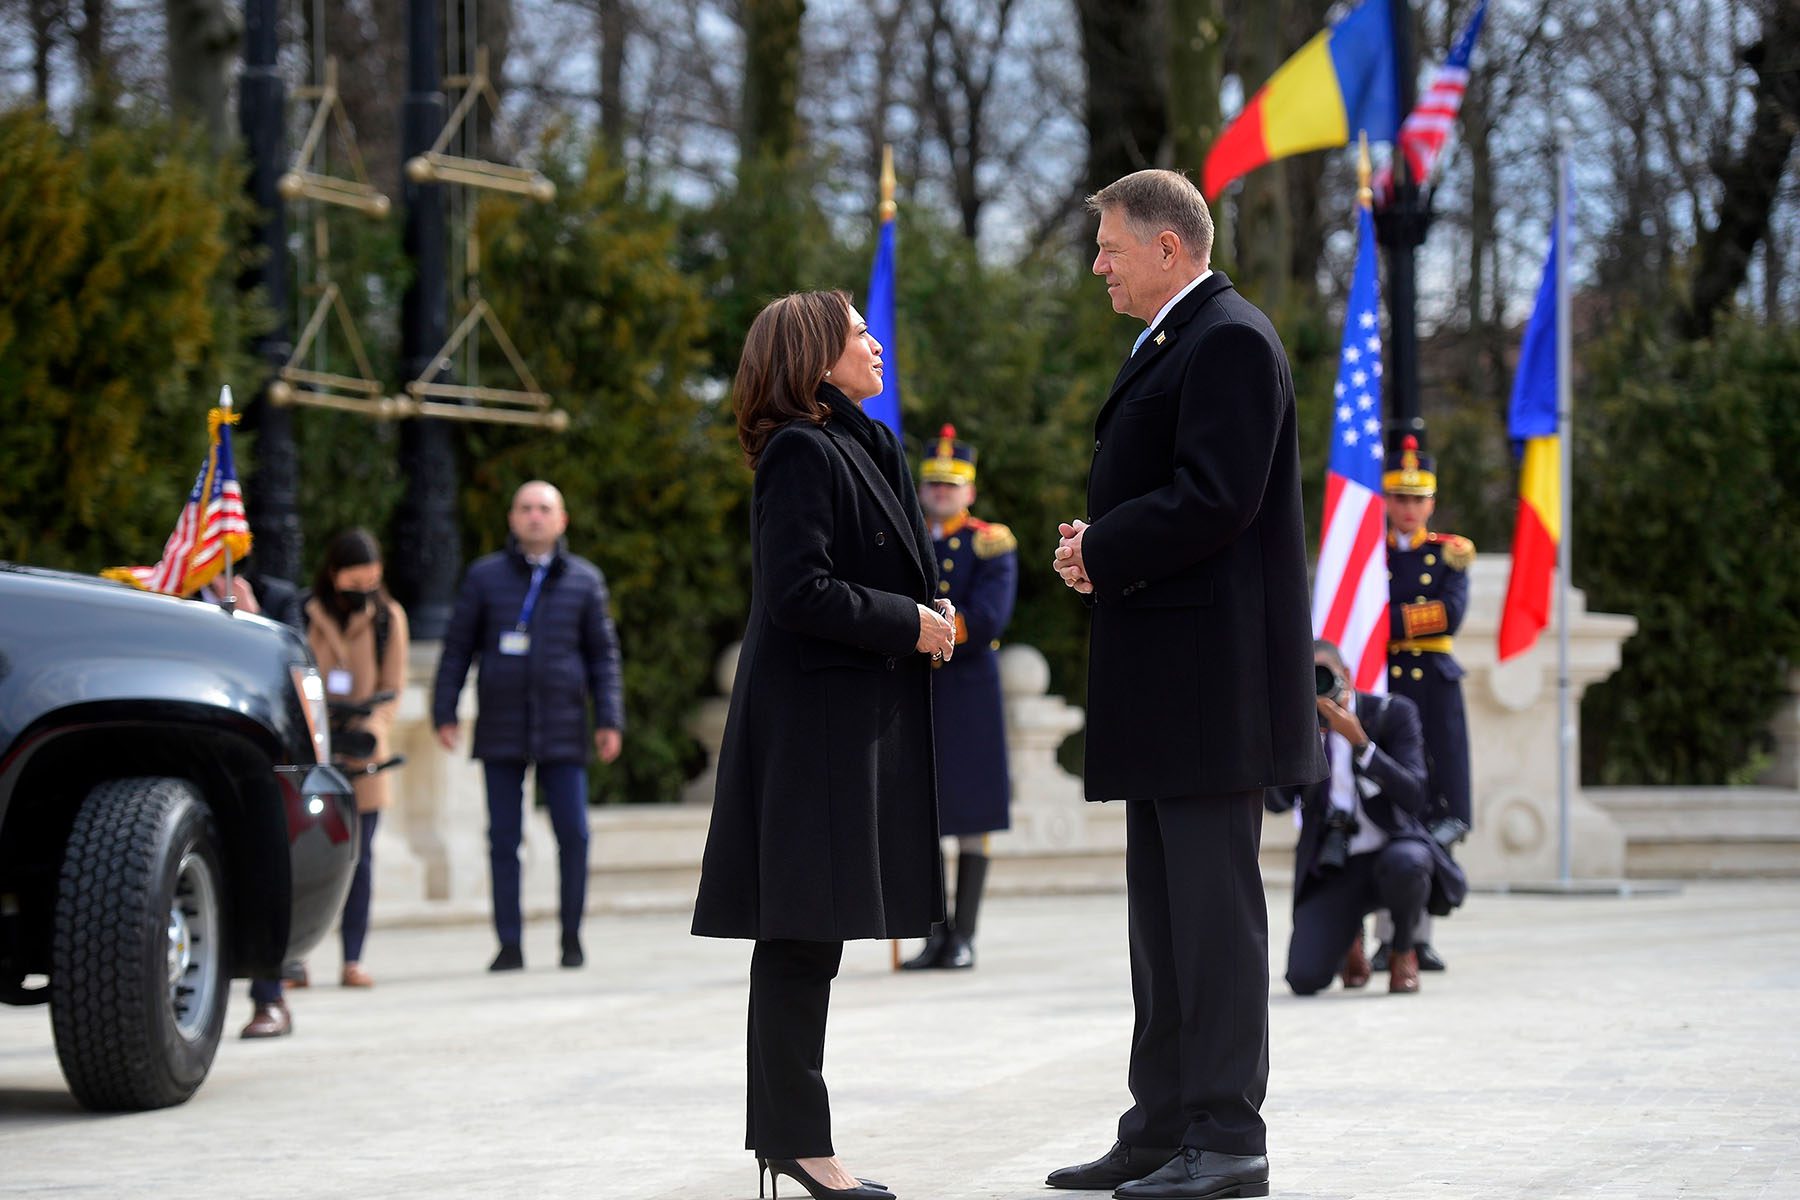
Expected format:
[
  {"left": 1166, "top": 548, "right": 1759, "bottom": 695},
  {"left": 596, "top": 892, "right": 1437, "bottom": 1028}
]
[
  {"left": 1314, "top": 663, "right": 1345, "bottom": 701},
  {"left": 1317, "top": 806, "right": 1356, "bottom": 872}
]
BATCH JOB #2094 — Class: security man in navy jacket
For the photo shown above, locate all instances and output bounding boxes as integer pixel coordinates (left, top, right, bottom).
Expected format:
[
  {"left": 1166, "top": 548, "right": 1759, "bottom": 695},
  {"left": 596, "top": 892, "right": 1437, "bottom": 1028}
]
[{"left": 433, "top": 481, "right": 624, "bottom": 972}]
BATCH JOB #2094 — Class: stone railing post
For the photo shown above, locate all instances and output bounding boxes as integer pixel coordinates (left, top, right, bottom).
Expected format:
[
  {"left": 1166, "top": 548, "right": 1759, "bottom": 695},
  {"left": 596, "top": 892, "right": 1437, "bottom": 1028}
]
[
  {"left": 1759, "top": 667, "right": 1800, "bottom": 788},
  {"left": 1451, "top": 556, "right": 1637, "bottom": 881},
  {"left": 385, "top": 641, "right": 496, "bottom": 906},
  {"left": 997, "top": 645, "right": 1089, "bottom": 851}
]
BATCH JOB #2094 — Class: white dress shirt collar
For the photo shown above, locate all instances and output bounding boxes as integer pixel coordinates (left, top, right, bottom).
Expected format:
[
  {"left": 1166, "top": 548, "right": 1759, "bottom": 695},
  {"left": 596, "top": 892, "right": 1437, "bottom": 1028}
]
[{"left": 1145, "top": 268, "right": 1214, "bottom": 338}]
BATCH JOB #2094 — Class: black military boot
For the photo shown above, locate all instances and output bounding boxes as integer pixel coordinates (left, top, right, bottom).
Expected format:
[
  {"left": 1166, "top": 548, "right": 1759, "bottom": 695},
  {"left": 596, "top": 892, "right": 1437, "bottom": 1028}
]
[
  {"left": 901, "top": 922, "right": 953, "bottom": 970},
  {"left": 943, "top": 852, "right": 989, "bottom": 969}
]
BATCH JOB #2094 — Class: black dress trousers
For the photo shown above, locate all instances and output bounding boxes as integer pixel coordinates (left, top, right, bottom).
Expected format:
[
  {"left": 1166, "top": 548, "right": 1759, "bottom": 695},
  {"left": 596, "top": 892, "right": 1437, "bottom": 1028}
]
[
  {"left": 1117, "top": 792, "right": 1270, "bottom": 1158},
  {"left": 746, "top": 938, "right": 845, "bottom": 1158},
  {"left": 1285, "top": 841, "right": 1433, "bottom": 995}
]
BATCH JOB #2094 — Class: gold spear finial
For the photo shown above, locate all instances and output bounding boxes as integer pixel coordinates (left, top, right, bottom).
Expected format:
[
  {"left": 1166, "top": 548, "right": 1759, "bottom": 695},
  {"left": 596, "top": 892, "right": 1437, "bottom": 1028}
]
[
  {"left": 1357, "top": 131, "right": 1373, "bottom": 208},
  {"left": 879, "top": 143, "right": 897, "bottom": 222}
]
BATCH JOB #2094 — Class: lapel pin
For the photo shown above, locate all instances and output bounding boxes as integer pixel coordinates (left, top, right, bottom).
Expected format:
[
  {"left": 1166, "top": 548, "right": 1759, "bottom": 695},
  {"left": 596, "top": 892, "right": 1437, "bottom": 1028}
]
[{"left": 1154, "top": 331, "right": 1166, "bottom": 346}]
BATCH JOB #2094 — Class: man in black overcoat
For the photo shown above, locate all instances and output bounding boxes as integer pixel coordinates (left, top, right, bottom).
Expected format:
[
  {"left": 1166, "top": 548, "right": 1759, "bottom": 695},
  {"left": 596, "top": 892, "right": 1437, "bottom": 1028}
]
[{"left": 1048, "top": 170, "right": 1326, "bottom": 1200}]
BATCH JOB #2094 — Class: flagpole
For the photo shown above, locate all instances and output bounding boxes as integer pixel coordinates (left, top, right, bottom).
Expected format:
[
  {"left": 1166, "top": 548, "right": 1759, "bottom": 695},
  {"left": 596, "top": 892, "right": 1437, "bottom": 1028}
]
[
  {"left": 220, "top": 384, "right": 238, "bottom": 614},
  {"left": 1554, "top": 137, "right": 1573, "bottom": 885}
]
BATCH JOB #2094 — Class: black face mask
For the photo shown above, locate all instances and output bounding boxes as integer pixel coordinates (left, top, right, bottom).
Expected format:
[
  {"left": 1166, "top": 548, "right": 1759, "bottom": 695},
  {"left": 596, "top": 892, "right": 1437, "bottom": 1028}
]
[{"left": 339, "top": 588, "right": 378, "bottom": 610}]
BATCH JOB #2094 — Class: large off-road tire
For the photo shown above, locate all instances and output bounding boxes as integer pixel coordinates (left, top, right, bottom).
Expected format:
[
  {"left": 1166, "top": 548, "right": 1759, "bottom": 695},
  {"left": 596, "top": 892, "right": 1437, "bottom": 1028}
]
[{"left": 50, "top": 776, "right": 229, "bottom": 1111}]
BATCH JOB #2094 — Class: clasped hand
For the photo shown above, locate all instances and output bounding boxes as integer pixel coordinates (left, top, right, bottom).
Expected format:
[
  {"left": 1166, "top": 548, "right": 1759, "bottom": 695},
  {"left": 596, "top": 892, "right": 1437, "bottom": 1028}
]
[
  {"left": 916, "top": 599, "right": 956, "bottom": 661},
  {"left": 1053, "top": 520, "right": 1092, "bottom": 594}
]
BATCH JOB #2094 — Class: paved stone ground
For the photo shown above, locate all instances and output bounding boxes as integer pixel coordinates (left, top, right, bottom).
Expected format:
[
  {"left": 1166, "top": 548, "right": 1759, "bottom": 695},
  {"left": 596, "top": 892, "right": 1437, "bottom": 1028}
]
[{"left": 2, "top": 880, "right": 1797, "bottom": 1199}]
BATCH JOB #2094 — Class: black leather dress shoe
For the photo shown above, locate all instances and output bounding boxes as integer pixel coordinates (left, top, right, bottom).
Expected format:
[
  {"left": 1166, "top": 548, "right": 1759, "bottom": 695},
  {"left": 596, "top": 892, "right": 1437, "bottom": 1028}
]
[
  {"left": 1046, "top": 1141, "right": 1179, "bottom": 1190},
  {"left": 1416, "top": 942, "right": 1446, "bottom": 971},
  {"left": 1113, "top": 1148, "right": 1269, "bottom": 1199},
  {"left": 489, "top": 943, "right": 524, "bottom": 972},
  {"left": 1371, "top": 942, "right": 1390, "bottom": 971}
]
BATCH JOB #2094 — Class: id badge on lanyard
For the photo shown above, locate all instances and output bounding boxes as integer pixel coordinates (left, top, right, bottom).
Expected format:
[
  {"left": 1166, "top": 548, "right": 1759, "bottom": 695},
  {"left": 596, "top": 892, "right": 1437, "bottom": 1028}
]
[{"left": 499, "top": 563, "right": 547, "bottom": 656}]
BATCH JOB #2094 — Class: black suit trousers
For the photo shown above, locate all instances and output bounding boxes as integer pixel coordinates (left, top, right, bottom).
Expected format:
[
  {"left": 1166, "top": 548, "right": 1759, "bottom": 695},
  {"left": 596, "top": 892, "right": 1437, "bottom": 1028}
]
[
  {"left": 1117, "top": 792, "right": 1269, "bottom": 1158},
  {"left": 1286, "top": 840, "right": 1432, "bottom": 995},
  {"left": 746, "top": 938, "right": 844, "bottom": 1157}
]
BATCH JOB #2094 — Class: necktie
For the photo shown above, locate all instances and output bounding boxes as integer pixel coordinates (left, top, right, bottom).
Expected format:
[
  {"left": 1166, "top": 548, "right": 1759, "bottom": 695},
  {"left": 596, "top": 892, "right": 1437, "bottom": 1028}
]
[{"left": 1132, "top": 327, "right": 1152, "bottom": 356}]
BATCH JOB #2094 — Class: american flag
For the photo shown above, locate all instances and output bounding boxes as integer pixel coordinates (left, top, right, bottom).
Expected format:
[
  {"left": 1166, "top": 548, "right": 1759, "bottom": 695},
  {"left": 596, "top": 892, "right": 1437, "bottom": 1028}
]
[
  {"left": 104, "top": 401, "right": 252, "bottom": 596},
  {"left": 1373, "top": 0, "right": 1487, "bottom": 202},
  {"left": 1312, "top": 196, "right": 1389, "bottom": 693}
]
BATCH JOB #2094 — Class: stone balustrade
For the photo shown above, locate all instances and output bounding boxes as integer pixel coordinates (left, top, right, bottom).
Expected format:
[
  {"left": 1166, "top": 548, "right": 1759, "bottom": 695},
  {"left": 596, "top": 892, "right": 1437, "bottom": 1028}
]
[{"left": 366, "top": 555, "right": 1643, "bottom": 929}]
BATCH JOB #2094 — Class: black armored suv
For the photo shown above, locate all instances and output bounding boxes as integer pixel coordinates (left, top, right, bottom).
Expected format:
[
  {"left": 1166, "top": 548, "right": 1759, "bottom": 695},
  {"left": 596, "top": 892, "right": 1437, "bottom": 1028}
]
[{"left": 0, "top": 563, "right": 358, "bottom": 1110}]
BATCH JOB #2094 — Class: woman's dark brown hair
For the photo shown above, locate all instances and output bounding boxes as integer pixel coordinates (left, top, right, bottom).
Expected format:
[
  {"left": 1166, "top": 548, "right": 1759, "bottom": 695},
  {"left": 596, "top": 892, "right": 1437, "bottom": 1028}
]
[
  {"left": 311, "top": 526, "right": 388, "bottom": 630},
  {"left": 733, "top": 289, "right": 854, "bottom": 468}
]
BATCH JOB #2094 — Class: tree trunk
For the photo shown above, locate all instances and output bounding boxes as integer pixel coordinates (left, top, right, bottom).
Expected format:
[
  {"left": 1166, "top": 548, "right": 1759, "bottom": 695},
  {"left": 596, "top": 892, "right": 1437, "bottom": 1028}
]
[
  {"left": 1765, "top": 226, "right": 1784, "bottom": 322},
  {"left": 28, "top": 0, "right": 57, "bottom": 105},
  {"left": 740, "top": 0, "right": 804, "bottom": 164},
  {"left": 1679, "top": 1, "right": 1800, "bottom": 340},
  {"left": 164, "top": 0, "right": 240, "bottom": 148},
  {"left": 1166, "top": 0, "right": 1228, "bottom": 262},
  {"left": 598, "top": 0, "right": 629, "bottom": 162},
  {"left": 1076, "top": 0, "right": 1167, "bottom": 197},
  {"left": 74, "top": 0, "right": 111, "bottom": 104}
]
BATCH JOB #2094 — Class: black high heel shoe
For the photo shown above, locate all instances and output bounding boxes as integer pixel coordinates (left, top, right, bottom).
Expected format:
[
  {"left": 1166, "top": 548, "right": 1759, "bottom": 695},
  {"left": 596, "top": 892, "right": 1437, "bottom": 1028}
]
[{"left": 758, "top": 1157, "right": 894, "bottom": 1199}]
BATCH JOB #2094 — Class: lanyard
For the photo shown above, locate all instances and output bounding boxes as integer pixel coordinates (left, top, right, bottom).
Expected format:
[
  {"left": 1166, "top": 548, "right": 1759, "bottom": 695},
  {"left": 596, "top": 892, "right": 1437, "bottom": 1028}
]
[{"left": 516, "top": 563, "right": 548, "bottom": 632}]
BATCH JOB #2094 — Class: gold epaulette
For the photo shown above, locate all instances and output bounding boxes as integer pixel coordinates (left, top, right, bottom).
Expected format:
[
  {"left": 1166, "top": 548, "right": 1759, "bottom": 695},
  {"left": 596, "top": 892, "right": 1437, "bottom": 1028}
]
[
  {"left": 1438, "top": 533, "right": 1475, "bottom": 571},
  {"left": 973, "top": 522, "right": 1017, "bottom": 559}
]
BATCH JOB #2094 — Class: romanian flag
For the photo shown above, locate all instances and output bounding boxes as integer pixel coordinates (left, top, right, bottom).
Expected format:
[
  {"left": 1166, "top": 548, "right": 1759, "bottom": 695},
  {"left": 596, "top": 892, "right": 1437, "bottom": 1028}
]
[
  {"left": 863, "top": 145, "right": 902, "bottom": 437},
  {"left": 1202, "top": 0, "right": 1400, "bottom": 200},
  {"left": 104, "top": 391, "right": 252, "bottom": 597},
  {"left": 1497, "top": 188, "right": 1565, "bottom": 661}
]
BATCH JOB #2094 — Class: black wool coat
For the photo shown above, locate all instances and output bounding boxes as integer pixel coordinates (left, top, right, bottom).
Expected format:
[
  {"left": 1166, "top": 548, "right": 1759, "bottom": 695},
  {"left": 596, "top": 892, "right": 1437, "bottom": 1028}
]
[
  {"left": 1081, "top": 272, "right": 1328, "bottom": 800},
  {"left": 691, "top": 388, "right": 945, "bottom": 942}
]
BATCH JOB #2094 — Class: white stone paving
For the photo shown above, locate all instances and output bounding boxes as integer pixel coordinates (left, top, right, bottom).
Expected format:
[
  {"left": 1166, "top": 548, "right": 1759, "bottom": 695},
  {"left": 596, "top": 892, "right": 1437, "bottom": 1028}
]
[{"left": 2, "top": 880, "right": 1796, "bottom": 1199}]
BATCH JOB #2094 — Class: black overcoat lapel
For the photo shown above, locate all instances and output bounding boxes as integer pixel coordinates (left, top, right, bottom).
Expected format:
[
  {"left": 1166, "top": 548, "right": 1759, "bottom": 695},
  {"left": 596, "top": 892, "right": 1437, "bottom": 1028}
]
[
  {"left": 1096, "top": 272, "right": 1239, "bottom": 431},
  {"left": 822, "top": 421, "right": 928, "bottom": 586}
]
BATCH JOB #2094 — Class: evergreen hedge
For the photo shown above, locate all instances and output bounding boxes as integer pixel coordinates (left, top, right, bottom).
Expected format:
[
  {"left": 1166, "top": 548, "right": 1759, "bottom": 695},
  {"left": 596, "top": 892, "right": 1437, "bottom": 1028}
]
[{"left": 7, "top": 105, "right": 1798, "bottom": 792}]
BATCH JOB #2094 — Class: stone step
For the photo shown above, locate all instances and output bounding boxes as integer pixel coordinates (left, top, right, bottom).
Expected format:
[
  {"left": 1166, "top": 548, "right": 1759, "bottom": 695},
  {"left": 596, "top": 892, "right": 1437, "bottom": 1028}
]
[{"left": 1589, "top": 787, "right": 1800, "bottom": 878}]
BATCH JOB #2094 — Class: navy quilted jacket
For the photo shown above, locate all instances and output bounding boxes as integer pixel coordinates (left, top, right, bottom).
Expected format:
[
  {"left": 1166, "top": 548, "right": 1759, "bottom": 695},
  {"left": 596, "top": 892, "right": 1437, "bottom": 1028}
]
[{"left": 432, "top": 538, "right": 625, "bottom": 763}]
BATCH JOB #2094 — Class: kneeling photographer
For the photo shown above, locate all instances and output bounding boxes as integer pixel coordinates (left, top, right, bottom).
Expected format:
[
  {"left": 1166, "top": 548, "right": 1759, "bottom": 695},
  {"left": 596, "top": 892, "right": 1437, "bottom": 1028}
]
[{"left": 1268, "top": 640, "right": 1463, "bottom": 996}]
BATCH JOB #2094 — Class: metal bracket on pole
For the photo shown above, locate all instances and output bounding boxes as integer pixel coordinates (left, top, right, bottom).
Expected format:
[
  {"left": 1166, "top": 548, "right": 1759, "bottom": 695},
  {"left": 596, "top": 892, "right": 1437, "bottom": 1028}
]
[
  {"left": 278, "top": 57, "right": 393, "bottom": 218},
  {"left": 403, "top": 46, "right": 556, "bottom": 201},
  {"left": 269, "top": 283, "right": 407, "bottom": 419},
  {"left": 394, "top": 298, "right": 569, "bottom": 431}
]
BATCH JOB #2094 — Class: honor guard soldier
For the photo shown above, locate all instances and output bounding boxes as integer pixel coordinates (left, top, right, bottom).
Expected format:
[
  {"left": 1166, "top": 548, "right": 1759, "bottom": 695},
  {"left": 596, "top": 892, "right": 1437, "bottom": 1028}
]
[
  {"left": 1379, "top": 436, "right": 1472, "bottom": 972},
  {"left": 904, "top": 425, "right": 1019, "bottom": 970}
]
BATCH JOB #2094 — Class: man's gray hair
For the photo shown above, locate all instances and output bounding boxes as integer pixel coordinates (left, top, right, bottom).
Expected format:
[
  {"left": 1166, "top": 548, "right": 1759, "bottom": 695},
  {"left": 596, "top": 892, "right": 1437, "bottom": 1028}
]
[{"left": 1086, "top": 169, "right": 1215, "bottom": 265}]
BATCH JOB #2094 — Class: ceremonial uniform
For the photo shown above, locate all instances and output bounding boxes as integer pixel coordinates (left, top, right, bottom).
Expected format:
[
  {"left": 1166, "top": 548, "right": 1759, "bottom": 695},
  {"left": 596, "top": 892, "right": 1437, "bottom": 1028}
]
[
  {"left": 931, "top": 511, "right": 1018, "bottom": 836},
  {"left": 903, "top": 426, "right": 1019, "bottom": 971},
  {"left": 1377, "top": 437, "right": 1472, "bottom": 972},
  {"left": 1382, "top": 440, "right": 1474, "bottom": 831},
  {"left": 1386, "top": 528, "right": 1473, "bottom": 829}
]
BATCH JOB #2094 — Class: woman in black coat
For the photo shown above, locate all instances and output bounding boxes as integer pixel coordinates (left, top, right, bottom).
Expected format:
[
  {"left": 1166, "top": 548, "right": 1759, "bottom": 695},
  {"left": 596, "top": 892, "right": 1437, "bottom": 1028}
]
[{"left": 692, "top": 290, "right": 957, "bottom": 1200}]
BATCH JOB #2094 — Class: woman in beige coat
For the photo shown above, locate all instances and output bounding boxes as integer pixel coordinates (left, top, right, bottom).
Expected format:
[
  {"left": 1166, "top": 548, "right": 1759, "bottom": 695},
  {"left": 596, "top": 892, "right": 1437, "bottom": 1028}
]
[{"left": 304, "top": 528, "right": 409, "bottom": 987}]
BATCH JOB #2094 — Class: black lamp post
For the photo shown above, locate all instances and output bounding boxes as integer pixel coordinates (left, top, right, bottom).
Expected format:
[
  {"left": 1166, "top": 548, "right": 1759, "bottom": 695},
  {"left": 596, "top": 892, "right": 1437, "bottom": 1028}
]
[
  {"left": 390, "top": 0, "right": 461, "bottom": 639},
  {"left": 1373, "top": 0, "right": 1430, "bottom": 453},
  {"left": 238, "top": 0, "right": 301, "bottom": 584}
]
